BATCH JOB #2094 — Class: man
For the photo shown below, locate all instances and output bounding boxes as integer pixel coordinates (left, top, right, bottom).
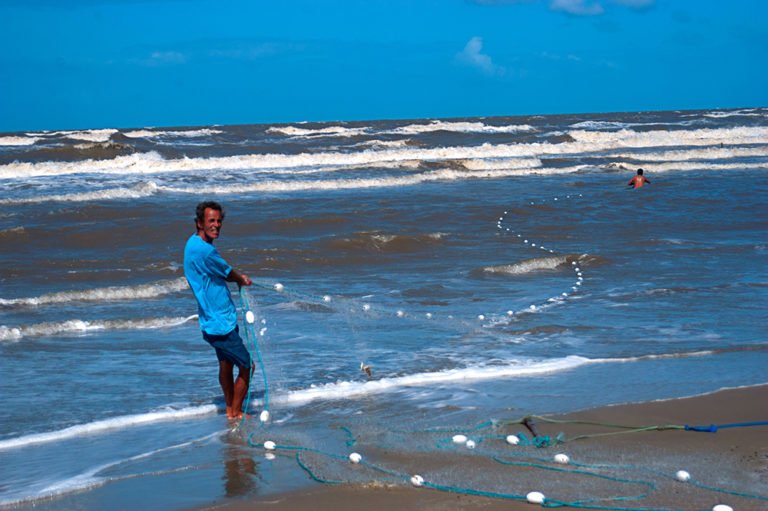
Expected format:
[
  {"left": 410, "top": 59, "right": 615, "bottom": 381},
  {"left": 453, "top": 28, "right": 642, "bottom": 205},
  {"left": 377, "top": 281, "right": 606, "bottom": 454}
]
[
  {"left": 184, "top": 201, "right": 253, "bottom": 420},
  {"left": 628, "top": 168, "right": 651, "bottom": 189}
]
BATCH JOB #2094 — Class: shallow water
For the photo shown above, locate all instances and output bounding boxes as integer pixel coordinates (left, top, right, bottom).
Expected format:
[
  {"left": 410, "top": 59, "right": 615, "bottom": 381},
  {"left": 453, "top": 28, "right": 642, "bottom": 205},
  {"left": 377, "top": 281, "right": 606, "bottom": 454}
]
[{"left": 1, "top": 108, "right": 767, "bottom": 509}]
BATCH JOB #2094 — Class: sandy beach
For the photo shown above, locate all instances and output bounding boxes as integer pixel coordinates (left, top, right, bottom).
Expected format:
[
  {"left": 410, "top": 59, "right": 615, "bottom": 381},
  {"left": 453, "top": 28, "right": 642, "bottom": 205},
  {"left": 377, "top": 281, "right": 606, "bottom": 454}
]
[{"left": 194, "top": 385, "right": 768, "bottom": 511}]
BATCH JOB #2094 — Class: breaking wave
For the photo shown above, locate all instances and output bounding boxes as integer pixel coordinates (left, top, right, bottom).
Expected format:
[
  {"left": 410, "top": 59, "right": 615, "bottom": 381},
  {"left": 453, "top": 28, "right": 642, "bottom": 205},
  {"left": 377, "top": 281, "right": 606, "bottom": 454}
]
[
  {"left": 0, "top": 277, "right": 189, "bottom": 307},
  {"left": 0, "top": 315, "right": 198, "bottom": 341}
]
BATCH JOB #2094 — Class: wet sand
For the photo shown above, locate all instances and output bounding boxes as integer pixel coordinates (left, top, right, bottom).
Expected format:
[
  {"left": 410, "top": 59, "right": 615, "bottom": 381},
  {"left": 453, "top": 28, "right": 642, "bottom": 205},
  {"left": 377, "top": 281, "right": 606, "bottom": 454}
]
[{"left": 194, "top": 385, "right": 768, "bottom": 511}]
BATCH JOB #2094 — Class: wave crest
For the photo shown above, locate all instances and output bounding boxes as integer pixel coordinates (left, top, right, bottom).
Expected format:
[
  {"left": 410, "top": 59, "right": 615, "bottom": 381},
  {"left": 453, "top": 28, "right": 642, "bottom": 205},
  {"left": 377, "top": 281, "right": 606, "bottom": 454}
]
[{"left": 0, "top": 277, "right": 188, "bottom": 307}]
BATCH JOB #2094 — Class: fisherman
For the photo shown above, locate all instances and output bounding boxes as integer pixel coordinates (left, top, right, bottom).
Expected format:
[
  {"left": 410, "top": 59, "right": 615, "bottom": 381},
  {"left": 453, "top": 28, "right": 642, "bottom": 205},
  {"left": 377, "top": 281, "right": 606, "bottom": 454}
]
[
  {"left": 184, "top": 201, "right": 253, "bottom": 420},
  {"left": 628, "top": 168, "right": 651, "bottom": 189}
]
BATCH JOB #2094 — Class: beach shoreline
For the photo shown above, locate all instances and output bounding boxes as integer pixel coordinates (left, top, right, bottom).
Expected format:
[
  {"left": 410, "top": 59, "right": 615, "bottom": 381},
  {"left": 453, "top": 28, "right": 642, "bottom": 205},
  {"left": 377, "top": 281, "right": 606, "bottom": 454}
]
[{"left": 192, "top": 384, "right": 768, "bottom": 511}]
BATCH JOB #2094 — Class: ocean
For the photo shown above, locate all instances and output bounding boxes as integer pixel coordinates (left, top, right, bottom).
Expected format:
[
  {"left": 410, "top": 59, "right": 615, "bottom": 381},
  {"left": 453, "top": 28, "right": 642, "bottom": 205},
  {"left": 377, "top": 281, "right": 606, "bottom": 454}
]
[{"left": 1, "top": 108, "right": 767, "bottom": 510}]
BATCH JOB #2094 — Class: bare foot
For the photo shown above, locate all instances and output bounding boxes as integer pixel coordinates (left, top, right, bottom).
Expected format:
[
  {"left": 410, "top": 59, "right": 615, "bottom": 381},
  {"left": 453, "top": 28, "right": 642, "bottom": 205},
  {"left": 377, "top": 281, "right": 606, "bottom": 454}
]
[{"left": 228, "top": 411, "right": 253, "bottom": 421}]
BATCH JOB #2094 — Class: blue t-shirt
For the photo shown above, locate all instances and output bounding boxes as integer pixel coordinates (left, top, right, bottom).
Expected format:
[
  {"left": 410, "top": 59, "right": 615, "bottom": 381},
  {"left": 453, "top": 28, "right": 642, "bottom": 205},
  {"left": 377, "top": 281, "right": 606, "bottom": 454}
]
[{"left": 183, "top": 233, "right": 236, "bottom": 335}]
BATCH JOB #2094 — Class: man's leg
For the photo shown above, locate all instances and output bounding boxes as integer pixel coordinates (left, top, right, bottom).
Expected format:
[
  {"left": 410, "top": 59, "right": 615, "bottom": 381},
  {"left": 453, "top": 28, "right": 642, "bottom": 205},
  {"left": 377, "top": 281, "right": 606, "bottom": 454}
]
[
  {"left": 218, "top": 359, "right": 236, "bottom": 418},
  {"left": 231, "top": 364, "right": 251, "bottom": 418}
]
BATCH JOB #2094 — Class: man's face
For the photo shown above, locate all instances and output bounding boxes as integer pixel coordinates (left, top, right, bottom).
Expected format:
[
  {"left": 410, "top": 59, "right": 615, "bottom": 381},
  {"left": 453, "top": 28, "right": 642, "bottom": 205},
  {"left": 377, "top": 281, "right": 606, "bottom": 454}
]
[{"left": 197, "top": 208, "right": 223, "bottom": 242}]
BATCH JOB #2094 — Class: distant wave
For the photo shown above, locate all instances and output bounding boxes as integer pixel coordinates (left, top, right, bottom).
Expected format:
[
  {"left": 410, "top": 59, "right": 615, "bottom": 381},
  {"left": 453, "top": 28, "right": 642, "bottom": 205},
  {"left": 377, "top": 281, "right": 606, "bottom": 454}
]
[
  {"left": 0, "top": 277, "right": 189, "bottom": 307},
  {"left": 45, "top": 129, "right": 118, "bottom": 143},
  {"left": 267, "top": 125, "right": 369, "bottom": 138},
  {"left": 567, "top": 126, "right": 768, "bottom": 148},
  {"left": 0, "top": 226, "right": 25, "bottom": 237},
  {"left": 385, "top": 120, "right": 535, "bottom": 135},
  {"left": 159, "top": 167, "right": 578, "bottom": 196},
  {"left": 461, "top": 157, "right": 542, "bottom": 171},
  {"left": 2, "top": 126, "right": 766, "bottom": 181},
  {"left": 483, "top": 255, "right": 572, "bottom": 275},
  {"left": 122, "top": 128, "right": 223, "bottom": 138},
  {"left": 0, "top": 315, "right": 197, "bottom": 341},
  {"left": 267, "top": 121, "right": 536, "bottom": 138},
  {"left": 605, "top": 161, "right": 768, "bottom": 173},
  {"left": 702, "top": 109, "right": 767, "bottom": 119},
  {"left": 0, "top": 181, "right": 161, "bottom": 204},
  {"left": 352, "top": 139, "right": 413, "bottom": 149},
  {"left": 569, "top": 120, "right": 639, "bottom": 130},
  {"left": 0, "top": 166, "right": 586, "bottom": 205},
  {"left": 0, "top": 135, "right": 41, "bottom": 146},
  {"left": 608, "top": 146, "right": 768, "bottom": 162}
]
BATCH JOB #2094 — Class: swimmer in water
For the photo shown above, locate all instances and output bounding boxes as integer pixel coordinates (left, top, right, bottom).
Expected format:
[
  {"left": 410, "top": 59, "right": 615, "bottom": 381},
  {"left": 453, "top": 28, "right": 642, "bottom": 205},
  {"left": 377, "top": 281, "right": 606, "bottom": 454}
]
[{"left": 628, "top": 168, "right": 650, "bottom": 189}]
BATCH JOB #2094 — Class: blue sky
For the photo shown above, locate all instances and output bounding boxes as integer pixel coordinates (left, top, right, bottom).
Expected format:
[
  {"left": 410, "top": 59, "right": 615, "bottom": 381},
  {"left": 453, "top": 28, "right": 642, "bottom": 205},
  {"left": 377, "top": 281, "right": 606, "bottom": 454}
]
[{"left": 1, "top": 0, "right": 766, "bottom": 132}]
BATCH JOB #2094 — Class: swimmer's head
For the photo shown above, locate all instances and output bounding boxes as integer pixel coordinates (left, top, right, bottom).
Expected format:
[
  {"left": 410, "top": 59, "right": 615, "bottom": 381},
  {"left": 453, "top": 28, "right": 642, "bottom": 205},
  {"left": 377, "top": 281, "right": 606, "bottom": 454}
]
[{"left": 637, "top": 168, "right": 644, "bottom": 175}]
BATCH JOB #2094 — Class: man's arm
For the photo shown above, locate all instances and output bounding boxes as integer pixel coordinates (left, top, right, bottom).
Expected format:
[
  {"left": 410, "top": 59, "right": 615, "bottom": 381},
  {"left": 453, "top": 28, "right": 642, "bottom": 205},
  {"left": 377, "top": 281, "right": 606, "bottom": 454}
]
[{"left": 227, "top": 268, "right": 252, "bottom": 287}]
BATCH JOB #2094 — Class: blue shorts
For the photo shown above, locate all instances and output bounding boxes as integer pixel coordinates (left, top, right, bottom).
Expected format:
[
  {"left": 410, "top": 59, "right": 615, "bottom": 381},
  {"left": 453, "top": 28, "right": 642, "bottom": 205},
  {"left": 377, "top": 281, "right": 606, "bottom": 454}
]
[{"left": 202, "top": 326, "right": 252, "bottom": 369}]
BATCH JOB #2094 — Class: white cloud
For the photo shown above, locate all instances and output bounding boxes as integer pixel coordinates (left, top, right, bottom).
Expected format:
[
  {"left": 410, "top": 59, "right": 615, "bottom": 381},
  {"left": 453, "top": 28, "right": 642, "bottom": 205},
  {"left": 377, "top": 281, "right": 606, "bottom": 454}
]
[
  {"left": 550, "top": 0, "right": 604, "bottom": 16},
  {"left": 456, "top": 37, "right": 505, "bottom": 76}
]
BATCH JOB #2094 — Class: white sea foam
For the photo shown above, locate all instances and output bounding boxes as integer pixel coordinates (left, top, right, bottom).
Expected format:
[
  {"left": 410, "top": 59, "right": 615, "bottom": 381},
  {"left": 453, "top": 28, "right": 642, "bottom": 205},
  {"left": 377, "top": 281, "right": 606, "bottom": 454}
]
[
  {"left": 484, "top": 256, "right": 568, "bottom": 275},
  {"left": 702, "top": 109, "right": 766, "bottom": 118},
  {"left": 0, "top": 277, "right": 189, "bottom": 307},
  {"left": 0, "top": 181, "right": 162, "bottom": 204},
  {"left": 0, "top": 350, "right": 721, "bottom": 454},
  {"left": 267, "top": 125, "right": 369, "bottom": 138},
  {"left": 277, "top": 356, "right": 592, "bottom": 405},
  {"left": 567, "top": 126, "right": 768, "bottom": 148},
  {"left": 608, "top": 146, "right": 768, "bottom": 162},
  {"left": 159, "top": 166, "right": 583, "bottom": 196},
  {"left": 0, "top": 135, "right": 41, "bottom": 146},
  {"left": 568, "top": 120, "right": 636, "bottom": 130},
  {"left": 462, "top": 157, "right": 543, "bottom": 171},
  {"left": 0, "top": 315, "right": 197, "bottom": 341},
  {"left": 606, "top": 161, "right": 768, "bottom": 173},
  {"left": 2, "top": 126, "right": 766, "bottom": 182},
  {"left": 0, "top": 166, "right": 583, "bottom": 204},
  {"left": 0, "top": 226, "right": 25, "bottom": 235},
  {"left": 5, "top": 155, "right": 764, "bottom": 206},
  {"left": 122, "top": 128, "right": 224, "bottom": 138},
  {"left": 353, "top": 139, "right": 412, "bottom": 149},
  {"left": 591, "top": 351, "right": 714, "bottom": 364},
  {"left": 386, "top": 120, "right": 535, "bottom": 135},
  {"left": 49, "top": 129, "right": 118, "bottom": 142},
  {"left": 0, "top": 405, "right": 217, "bottom": 451}
]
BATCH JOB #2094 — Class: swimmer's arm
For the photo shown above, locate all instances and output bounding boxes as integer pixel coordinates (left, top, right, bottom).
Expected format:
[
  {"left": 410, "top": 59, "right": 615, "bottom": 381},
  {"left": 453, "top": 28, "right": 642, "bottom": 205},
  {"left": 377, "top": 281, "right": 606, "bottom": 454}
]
[{"left": 227, "top": 268, "right": 252, "bottom": 287}]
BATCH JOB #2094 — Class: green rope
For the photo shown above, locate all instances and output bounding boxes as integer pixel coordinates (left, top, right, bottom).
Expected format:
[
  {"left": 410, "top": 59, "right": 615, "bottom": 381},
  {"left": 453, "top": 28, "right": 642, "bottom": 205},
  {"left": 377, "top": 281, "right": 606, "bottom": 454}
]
[
  {"left": 295, "top": 451, "right": 345, "bottom": 485},
  {"left": 246, "top": 431, "right": 767, "bottom": 511},
  {"left": 423, "top": 480, "right": 527, "bottom": 501},
  {"left": 689, "top": 478, "right": 768, "bottom": 501},
  {"left": 493, "top": 457, "right": 656, "bottom": 494},
  {"left": 339, "top": 426, "right": 357, "bottom": 447},
  {"left": 541, "top": 499, "right": 710, "bottom": 511}
]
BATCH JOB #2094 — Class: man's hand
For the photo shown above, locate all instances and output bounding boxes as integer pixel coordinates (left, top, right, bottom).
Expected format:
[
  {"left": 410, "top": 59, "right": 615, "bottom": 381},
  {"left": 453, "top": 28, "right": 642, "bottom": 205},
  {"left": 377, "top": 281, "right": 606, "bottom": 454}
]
[{"left": 227, "top": 269, "right": 252, "bottom": 287}]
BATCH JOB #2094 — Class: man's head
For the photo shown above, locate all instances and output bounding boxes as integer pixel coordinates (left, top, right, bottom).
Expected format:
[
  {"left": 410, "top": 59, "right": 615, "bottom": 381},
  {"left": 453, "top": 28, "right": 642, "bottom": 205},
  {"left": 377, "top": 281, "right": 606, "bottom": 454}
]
[
  {"left": 637, "top": 168, "right": 644, "bottom": 175},
  {"left": 195, "top": 201, "right": 225, "bottom": 243}
]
